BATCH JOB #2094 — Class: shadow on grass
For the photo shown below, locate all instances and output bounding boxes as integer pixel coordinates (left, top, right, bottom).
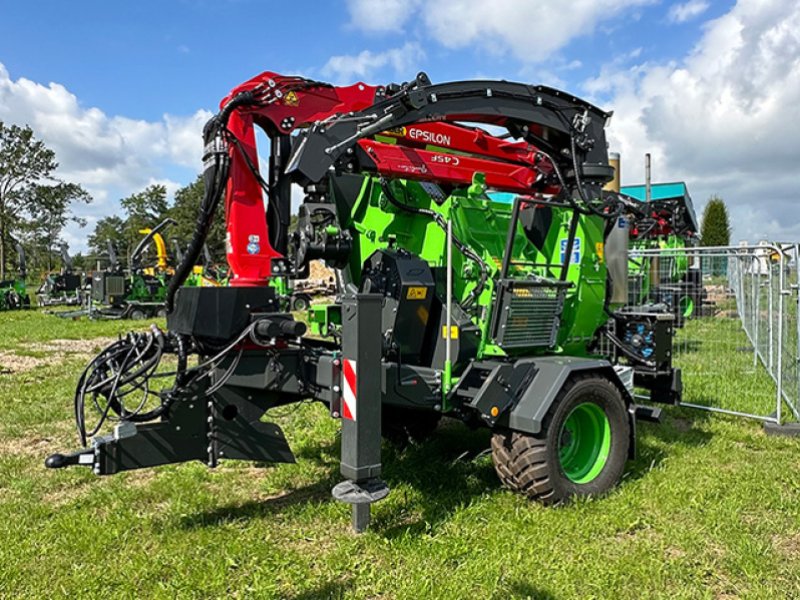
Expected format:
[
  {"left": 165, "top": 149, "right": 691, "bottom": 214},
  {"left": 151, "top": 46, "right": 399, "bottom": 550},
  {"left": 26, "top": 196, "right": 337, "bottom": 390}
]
[
  {"left": 288, "top": 579, "right": 353, "bottom": 600},
  {"left": 178, "top": 409, "right": 714, "bottom": 536},
  {"left": 623, "top": 406, "right": 713, "bottom": 483},
  {"left": 505, "top": 580, "right": 559, "bottom": 600}
]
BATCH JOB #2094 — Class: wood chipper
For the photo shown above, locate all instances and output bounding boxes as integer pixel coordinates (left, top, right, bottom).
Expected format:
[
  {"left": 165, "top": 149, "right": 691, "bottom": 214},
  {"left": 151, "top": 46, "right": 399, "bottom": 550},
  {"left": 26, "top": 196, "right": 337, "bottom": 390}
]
[{"left": 46, "top": 72, "right": 679, "bottom": 531}]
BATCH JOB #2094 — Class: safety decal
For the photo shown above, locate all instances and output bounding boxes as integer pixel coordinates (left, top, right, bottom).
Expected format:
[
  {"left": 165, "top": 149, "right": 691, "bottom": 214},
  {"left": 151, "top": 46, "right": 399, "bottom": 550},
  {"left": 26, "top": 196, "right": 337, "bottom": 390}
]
[
  {"left": 342, "top": 358, "right": 357, "bottom": 421},
  {"left": 284, "top": 91, "right": 299, "bottom": 106},
  {"left": 406, "top": 286, "right": 428, "bottom": 300}
]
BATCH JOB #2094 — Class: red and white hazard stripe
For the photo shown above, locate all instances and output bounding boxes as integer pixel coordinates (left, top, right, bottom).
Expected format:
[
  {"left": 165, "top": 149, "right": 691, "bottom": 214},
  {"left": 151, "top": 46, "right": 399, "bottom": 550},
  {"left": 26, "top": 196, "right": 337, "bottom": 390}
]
[{"left": 342, "top": 358, "right": 357, "bottom": 421}]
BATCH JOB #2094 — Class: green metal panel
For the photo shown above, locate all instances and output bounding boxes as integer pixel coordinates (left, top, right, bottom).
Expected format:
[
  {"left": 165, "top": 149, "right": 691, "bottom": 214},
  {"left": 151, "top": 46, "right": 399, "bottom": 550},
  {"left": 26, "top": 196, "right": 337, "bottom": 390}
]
[{"left": 333, "top": 175, "right": 611, "bottom": 362}]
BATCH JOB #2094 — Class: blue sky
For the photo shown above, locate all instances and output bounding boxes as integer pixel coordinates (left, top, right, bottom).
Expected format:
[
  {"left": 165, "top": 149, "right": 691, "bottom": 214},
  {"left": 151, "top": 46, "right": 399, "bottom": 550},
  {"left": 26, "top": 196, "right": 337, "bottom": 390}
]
[{"left": 1, "top": 0, "right": 798, "bottom": 249}]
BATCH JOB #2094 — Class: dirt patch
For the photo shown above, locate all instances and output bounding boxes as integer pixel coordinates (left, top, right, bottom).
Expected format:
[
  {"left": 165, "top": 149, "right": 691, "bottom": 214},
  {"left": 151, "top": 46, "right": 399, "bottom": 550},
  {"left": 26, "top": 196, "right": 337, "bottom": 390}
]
[
  {"left": 0, "top": 433, "right": 64, "bottom": 458},
  {"left": 772, "top": 532, "right": 800, "bottom": 559},
  {"left": 0, "top": 337, "right": 116, "bottom": 374},
  {"left": 0, "top": 352, "right": 49, "bottom": 374},
  {"left": 27, "top": 337, "right": 116, "bottom": 354}
]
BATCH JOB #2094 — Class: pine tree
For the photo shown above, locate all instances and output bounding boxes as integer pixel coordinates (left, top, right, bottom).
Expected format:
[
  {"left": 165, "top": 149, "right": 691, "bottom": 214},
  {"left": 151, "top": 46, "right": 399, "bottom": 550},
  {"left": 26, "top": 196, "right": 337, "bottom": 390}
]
[{"left": 700, "top": 196, "right": 731, "bottom": 246}]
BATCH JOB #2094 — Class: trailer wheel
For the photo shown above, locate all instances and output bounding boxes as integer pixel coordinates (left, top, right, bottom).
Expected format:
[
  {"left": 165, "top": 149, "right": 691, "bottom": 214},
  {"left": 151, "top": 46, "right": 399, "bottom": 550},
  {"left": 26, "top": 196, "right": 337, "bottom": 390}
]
[
  {"left": 491, "top": 373, "right": 630, "bottom": 505},
  {"left": 129, "top": 308, "right": 146, "bottom": 320},
  {"left": 156, "top": 307, "right": 168, "bottom": 318},
  {"left": 291, "top": 294, "right": 311, "bottom": 312}
]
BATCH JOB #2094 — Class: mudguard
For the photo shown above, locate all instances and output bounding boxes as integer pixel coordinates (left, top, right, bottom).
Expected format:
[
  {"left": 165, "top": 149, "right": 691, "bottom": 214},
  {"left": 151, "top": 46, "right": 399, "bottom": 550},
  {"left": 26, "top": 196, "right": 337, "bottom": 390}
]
[{"left": 459, "top": 356, "right": 633, "bottom": 435}]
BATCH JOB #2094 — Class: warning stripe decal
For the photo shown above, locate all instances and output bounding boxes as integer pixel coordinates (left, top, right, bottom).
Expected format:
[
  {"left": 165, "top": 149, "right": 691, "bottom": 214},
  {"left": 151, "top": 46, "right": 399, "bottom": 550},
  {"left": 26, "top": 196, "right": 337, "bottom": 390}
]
[{"left": 342, "top": 358, "right": 357, "bottom": 421}]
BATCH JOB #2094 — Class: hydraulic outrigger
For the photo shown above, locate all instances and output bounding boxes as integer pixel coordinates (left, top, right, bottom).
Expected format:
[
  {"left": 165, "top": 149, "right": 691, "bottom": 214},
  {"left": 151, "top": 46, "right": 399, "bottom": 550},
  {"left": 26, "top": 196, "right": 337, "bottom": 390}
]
[{"left": 46, "top": 71, "right": 679, "bottom": 531}]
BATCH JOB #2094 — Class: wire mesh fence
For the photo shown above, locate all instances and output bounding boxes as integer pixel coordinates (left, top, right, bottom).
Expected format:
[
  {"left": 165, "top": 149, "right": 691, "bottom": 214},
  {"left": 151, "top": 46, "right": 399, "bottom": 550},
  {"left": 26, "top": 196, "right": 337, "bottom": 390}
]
[{"left": 626, "top": 244, "right": 800, "bottom": 424}]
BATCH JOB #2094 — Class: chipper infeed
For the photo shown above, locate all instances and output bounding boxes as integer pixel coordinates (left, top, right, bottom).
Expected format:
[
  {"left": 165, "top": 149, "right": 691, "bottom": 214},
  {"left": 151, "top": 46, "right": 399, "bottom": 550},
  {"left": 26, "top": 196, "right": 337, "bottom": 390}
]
[{"left": 46, "top": 71, "right": 679, "bottom": 531}]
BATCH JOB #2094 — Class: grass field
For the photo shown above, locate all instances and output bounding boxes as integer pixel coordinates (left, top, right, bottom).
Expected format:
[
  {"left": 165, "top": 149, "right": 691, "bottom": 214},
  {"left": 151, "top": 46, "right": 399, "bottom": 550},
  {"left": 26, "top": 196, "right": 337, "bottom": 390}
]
[{"left": 1, "top": 309, "right": 800, "bottom": 599}]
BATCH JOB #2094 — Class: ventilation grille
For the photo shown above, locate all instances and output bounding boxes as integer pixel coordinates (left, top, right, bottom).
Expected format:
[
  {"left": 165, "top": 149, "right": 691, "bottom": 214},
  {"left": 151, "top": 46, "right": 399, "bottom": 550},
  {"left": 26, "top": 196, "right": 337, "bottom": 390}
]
[{"left": 493, "top": 280, "right": 568, "bottom": 349}]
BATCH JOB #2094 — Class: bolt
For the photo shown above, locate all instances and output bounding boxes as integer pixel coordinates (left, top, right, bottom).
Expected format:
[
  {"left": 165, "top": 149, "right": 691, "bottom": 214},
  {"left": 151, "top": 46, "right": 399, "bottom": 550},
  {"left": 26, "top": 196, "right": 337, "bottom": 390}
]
[
  {"left": 332, "top": 411, "right": 340, "bottom": 418},
  {"left": 176, "top": 426, "right": 181, "bottom": 432},
  {"left": 434, "top": 404, "right": 442, "bottom": 412},
  {"left": 333, "top": 385, "right": 341, "bottom": 393}
]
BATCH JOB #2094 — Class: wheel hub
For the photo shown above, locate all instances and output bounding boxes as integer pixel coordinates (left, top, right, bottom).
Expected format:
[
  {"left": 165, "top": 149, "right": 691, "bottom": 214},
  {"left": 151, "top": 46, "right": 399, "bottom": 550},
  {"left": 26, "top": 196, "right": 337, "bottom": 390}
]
[{"left": 558, "top": 401, "right": 611, "bottom": 484}]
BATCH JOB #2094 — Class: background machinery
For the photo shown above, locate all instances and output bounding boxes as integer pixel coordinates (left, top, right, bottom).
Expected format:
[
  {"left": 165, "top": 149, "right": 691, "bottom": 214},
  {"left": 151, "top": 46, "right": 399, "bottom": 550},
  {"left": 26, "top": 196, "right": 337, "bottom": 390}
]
[
  {"left": 0, "top": 243, "right": 30, "bottom": 311},
  {"left": 623, "top": 179, "right": 705, "bottom": 324},
  {"left": 172, "top": 240, "right": 223, "bottom": 288},
  {"left": 90, "top": 218, "right": 176, "bottom": 319},
  {"left": 36, "top": 244, "right": 84, "bottom": 307},
  {"left": 46, "top": 71, "right": 680, "bottom": 531}
]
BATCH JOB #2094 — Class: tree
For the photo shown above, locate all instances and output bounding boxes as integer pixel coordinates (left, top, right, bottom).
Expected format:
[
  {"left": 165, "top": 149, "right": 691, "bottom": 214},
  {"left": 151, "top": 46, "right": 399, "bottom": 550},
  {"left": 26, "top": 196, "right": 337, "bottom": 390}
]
[
  {"left": 0, "top": 123, "right": 57, "bottom": 279},
  {"left": 700, "top": 196, "right": 731, "bottom": 246},
  {"left": 22, "top": 183, "right": 90, "bottom": 271},
  {"left": 168, "top": 176, "right": 226, "bottom": 261},
  {"left": 88, "top": 215, "right": 127, "bottom": 259},
  {"left": 0, "top": 122, "right": 91, "bottom": 279},
  {"left": 119, "top": 184, "right": 169, "bottom": 260}
]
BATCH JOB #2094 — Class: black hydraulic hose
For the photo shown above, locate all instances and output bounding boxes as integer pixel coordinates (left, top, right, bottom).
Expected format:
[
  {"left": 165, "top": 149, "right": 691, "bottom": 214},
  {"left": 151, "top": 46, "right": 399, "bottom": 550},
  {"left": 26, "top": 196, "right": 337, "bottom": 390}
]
[
  {"left": 130, "top": 218, "right": 177, "bottom": 270},
  {"left": 165, "top": 132, "right": 229, "bottom": 312},
  {"left": 165, "top": 90, "right": 268, "bottom": 313},
  {"left": 379, "top": 179, "right": 489, "bottom": 309}
]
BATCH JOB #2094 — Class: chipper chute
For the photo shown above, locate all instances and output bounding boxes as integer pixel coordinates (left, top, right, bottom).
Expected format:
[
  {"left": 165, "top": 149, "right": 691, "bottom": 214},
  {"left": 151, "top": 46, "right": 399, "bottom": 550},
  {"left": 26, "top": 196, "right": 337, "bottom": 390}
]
[{"left": 47, "top": 71, "right": 679, "bottom": 531}]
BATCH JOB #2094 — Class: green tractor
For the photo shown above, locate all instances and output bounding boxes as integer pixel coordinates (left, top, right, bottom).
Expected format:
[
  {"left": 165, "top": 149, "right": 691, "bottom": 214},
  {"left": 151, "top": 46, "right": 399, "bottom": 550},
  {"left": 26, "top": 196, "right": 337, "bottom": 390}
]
[{"left": 0, "top": 243, "right": 30, "bottom": 311}]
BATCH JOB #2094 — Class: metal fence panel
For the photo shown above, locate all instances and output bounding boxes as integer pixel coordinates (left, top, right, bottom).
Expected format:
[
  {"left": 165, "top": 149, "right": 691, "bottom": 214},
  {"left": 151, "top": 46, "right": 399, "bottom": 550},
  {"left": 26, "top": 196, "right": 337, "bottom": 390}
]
[{"left": 626, "top": 244, "right": 799, "bottom": 424}]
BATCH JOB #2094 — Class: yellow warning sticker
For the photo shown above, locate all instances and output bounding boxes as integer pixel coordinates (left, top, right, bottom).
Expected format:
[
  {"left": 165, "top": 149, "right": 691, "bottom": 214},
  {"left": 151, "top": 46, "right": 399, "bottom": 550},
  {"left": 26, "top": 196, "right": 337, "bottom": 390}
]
[
  {"left": 284, "top": 91, "right": 299, "bottom": 107},
  {"left": 512, "top": 288, "right": 532, "bottom": 297},
  {"left": 407, "top": 286, "right": 428, "bottom": 300},
  {"left": 596, "top": 242, "right": 604, "bottom": 263},
  {"left": 442, "top": 325, "right": 459, "bottom": 339},
  {"left": 380, "top": 127, "right": 407, "bottom": 137}
]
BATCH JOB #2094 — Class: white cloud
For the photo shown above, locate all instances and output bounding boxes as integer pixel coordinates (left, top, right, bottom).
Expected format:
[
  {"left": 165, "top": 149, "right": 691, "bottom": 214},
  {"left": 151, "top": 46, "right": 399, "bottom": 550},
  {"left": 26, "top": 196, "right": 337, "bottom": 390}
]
[
  {"left": 584, "top": 0, "right": 800, "bottom": 243},
  {"left": 346, "top": 0, "right": 653, "bottom": 63},
  {"left": 346, "top": 0, "right": 421, "bottom": 33},
  {"left": 668, "top": 0, "right": 710, "bottom": 23},
  {"left": 0, "top": 62, "right": 211, "bottom": 251},
  {"left": 321, "top": 42, "right": 425, "bottom": 83}
]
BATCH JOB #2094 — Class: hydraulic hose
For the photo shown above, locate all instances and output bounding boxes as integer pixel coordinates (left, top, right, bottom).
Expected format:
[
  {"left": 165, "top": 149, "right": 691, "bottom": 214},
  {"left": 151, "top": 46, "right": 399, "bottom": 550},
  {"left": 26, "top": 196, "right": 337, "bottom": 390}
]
[{"left": 164, "top": 128, "right": 229, "bottom": 312}]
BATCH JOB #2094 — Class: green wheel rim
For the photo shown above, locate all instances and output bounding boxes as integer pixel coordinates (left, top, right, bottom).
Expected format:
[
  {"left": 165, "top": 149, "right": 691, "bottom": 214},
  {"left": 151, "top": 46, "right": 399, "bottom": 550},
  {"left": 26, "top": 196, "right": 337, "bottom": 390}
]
[
  {"left": 679, "top": 296, "right": 694, "bottom": 318},
  {"left": 558, "top": 402, "right": 611, "bottom": 484}
]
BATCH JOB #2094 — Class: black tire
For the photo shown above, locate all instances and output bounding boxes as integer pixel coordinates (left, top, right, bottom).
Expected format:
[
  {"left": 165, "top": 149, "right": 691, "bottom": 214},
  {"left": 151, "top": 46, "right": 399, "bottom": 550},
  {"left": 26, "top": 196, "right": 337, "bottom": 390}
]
[
  {"left": 491, "top": 373, "right": 630, "bottom": 505},
  {"left": 156, "top": 307, "right": 168, "bottom": 318},
  {"left": 382, "top": 406, "right": 441, "bottom": 446},
  {"left": 291, "top": 294, "right": 311, "bottom": 312},
  {"left": 129, "top": 308, "right": 146, "bottom": 320}
]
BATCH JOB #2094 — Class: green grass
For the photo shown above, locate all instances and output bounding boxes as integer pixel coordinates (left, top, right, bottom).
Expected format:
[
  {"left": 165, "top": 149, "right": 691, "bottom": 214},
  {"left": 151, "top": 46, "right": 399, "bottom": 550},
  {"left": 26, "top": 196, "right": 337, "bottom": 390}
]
[{"left": 1, "top": 309, "right": 800, "bottom": 599}]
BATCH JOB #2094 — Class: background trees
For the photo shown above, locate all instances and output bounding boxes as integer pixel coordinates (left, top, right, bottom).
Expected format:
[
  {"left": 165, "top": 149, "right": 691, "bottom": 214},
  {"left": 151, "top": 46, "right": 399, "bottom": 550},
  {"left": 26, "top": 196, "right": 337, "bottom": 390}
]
[
  {"left": 0, "top": 122, "right": 90, "bottom": 279},
  {"left": 700, "top": 195, "right": 731, "bottom": 246}
]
